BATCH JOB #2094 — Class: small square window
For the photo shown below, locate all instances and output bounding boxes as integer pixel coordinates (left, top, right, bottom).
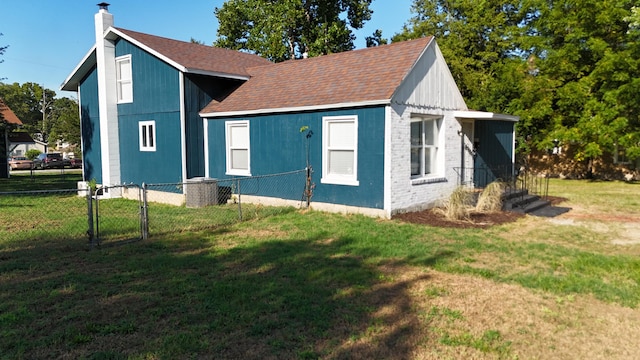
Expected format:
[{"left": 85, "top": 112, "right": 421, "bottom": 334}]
[{"left": 139, "top": 121, "right": 156, "bottom": 152}]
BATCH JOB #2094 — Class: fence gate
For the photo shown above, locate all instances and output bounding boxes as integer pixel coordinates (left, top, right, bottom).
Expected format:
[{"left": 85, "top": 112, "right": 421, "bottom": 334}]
[{"left": 90, "top": 185, "right": 144, "bottom": 247}]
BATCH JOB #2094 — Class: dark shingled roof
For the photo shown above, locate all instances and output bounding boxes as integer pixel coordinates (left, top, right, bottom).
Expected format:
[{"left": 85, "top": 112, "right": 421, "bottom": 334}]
[
  {"left": 200, "top": 37, "right": 433, "bottom": 115},
  {"left": 0, "top": 99, "right": 23, "bottom": 125},
  {"left": 115, "top": 28, "right": 272, "bottom": 78}
]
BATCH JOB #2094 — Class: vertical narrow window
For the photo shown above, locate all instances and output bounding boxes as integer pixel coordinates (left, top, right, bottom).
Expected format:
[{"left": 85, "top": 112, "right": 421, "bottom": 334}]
[
  {"left": 115, "top": 55, "right": 133, "bottom": 103},
  {"left": 225, "top": 121, "right": 250, "bottom": 176},
  {"left": 411, "top": 116, "right": 441, "bottom": 178},
  {"left": 322, "top": 115, "right": 359, "bottom": 186},
  {"left": 139, "top": 121, "right": 156, "bottom": 152}
]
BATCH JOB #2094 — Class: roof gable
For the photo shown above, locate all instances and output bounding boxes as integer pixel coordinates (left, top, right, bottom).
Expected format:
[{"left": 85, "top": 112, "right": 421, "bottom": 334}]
[
  {"left": 200, "top": 37, "right": 434, "bottom": 117},
  {"left": 0, "top": 99, "right": 23, "bottom": 125},
  {"left": 61, "top": 27, "right": 271, "bottom": 91}
]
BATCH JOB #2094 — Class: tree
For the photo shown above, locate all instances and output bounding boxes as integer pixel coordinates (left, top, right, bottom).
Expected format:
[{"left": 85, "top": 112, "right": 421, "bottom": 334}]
[
  {"left": 365, "top": 29, "right": 387, "bottom": 47},
  {"left": 214, "top": 0, "right": 373, "bottom": 62},
  {"left": 0, "top": 82, "right": 55, "bottom": 141},
  {"left": 527, "top": 0, "right": 639, "bottom": 173},
  {"left": 48, "top": 97, "right": 81, "bottom": 148},
  {"left": 0, "top": 32, "right": 7, "bottom": 81}
]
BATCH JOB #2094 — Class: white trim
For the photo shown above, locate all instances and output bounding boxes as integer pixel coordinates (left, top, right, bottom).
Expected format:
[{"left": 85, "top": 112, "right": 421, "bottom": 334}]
[
  {"left": 383, "top": 105, "right": 392, "bottom": 218},
  {"left": 139, "top": 120, "right": 156, "bottom": 152},
  {"left": 200, "top": 99, "right": 390, "bottom": 118},
  {"left": 410, "top": 115, "right": 444, "bottom": 180},
  {"left": 225, "top": 120, "right": 251, "bottom": 176},
  {"left": 115, "top": 54, "right": 133, "bottom": 103},
  {"left": 179, "top": 73, "right": 187, "bottom": 184},
  {"left": 204, "top": 119, "right": 210, "bottom": 178},
  {"left": 453, "top": 110, "right": 519, "bottom": 122},
  {"left": 61, "top": 46, "right": 97, "bottom": 91},
  {"left": 321, "top": 115, "right": 359, "bottom": 186}
]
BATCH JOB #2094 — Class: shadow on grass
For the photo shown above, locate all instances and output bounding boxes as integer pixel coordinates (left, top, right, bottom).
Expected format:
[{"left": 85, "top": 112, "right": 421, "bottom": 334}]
[{"left": 0, "top": 229, "right": 454, "bottom": 359}]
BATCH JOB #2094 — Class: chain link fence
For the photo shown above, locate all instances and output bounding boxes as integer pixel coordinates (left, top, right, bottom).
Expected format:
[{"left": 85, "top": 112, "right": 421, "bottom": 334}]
[
  {"left": 143, "top": 169, "right": 308, "bottom": 237},
  {"left": 0, "top": 188, "right": 91, "bottom": 243},
  {"left": 1, "top": 169, "right": 309, "bottom": 246}
]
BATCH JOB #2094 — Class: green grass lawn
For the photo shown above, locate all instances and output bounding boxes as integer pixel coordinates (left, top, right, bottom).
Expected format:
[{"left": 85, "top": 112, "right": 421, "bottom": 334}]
[{"left": 1, "top": 178, "right": 640, "bottom": 359}]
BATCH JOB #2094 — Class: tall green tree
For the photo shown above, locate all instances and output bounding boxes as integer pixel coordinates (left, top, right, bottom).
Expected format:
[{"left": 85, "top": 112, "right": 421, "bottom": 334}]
[
  {"left": 527, "top": 0, "right": 639, "bottom": 171},
  {"left": 48, "top": 97, "right": 81, "bottom": 148},
  {"left": 0, "top": 82, "right": 56, "bottom": 143},
  {"left": 214, "top": 0, "right": 373, "bottom": 62}
]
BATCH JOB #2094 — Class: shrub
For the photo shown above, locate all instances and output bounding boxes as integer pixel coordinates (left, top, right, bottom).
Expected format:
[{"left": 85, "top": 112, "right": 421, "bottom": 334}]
[
  {"left": 25, "top": 149, "right": 42, "bottom": 160},
  {"left": 476, "top": 181, "right": 505, "bottom": 213},
  {"left": 437, "top": 186, "right": 474, "bottom": 221}
]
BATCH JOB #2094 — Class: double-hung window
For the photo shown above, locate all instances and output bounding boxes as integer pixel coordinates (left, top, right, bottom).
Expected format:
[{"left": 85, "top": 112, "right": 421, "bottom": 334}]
[
  {"left": 139, "top": 121, "right": 156, "bottom": 152},
  {"left": 115, "top": 55, "right": 133, "bottom": 103},
  {"left": 225, "top": 121, "right": 250, "bottom": 176},
  {"left": 411, "top": 116, "right": 442, "bottom": 178},
  {"left": 322, "top": 115, "right": 359, "bottom": 186}
]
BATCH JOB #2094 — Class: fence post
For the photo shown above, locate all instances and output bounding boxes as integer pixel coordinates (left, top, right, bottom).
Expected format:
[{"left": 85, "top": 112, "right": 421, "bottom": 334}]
[
  {"left": 86, "top": 186, "right": 95, "bottom": 248},
  {"left": 141, "top": 183, "right": 149, "bottom": 240},
  {"left": 237, "top": 178, "right": 242, "bottom": 221}
]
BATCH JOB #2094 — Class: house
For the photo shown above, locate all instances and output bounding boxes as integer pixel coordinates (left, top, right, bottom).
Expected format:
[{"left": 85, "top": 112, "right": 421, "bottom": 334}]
[
  {"left": 8, "top": 132, "right": 40, "bottom": 157},
  {"left": 62, "top": 4, "right": 518, "bottom": 218},
  {"left": 1, "top": 98, "right": 25, "bottom": 178}
]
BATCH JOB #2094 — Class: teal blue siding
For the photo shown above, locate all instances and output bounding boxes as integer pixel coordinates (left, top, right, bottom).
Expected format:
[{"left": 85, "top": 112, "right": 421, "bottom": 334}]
[
  {"left": 79, "top": 66, "right": 102, "bottom": 183},
  {"left": 115, "top": 38, "right": 183, "bottom": 185},
  {"left": 474, "top": 120, "right": 515, "bottom": 187},
  {"left": 206, "top": 106, "right": 386, "bottom": 209},
  {"left": 183, "top": 74, "right": 243, "bottom": 179}
]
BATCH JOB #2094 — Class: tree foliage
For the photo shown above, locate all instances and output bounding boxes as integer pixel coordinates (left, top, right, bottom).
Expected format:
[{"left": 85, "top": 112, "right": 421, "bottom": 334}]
[
  {"left": 0, "top": 32, "right": 7, "bottom": 81},
  {"left": 214, "top": 0, "right": 372, "bottom": 62},
  {"left": 0, "top": 82, "right": 80, "bottom": 147},
  {"left": 395, "top": 0, "right": 640, "bottom": 168}
]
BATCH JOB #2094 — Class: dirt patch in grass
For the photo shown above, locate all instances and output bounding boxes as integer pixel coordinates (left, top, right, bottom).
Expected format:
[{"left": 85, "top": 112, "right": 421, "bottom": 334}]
[
  {"left": 393, "top": 209, "right": 525, "bottom": 229},
  {"left": 336, "top": 266, "right": 640, "bottom": 360}
]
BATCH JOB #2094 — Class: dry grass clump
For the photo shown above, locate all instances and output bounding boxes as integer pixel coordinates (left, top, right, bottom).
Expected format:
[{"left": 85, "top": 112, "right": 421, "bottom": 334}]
[
  {"left": 436, "top": 186, "right": 475, "bottom": 221},
  {"left": 475, "top": 181, "right": 505, "bottom": 213}
]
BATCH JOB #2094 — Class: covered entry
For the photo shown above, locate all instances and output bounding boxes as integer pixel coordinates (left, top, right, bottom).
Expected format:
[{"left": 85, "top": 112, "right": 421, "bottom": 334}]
[{"left": 454, "top": 111, "right": 519, "bottom": 188}]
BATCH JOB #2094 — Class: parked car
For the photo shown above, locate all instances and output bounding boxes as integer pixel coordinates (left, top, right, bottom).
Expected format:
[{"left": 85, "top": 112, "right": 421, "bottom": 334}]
[
  {"left": 8, "top": 156, "right": 33, "bottom": 170},
  {"left": 66, "top": 157, "right": 83, "bottom": 168},
  {"left": 33, "top": 153, "right": 65, "bottom": 169}
]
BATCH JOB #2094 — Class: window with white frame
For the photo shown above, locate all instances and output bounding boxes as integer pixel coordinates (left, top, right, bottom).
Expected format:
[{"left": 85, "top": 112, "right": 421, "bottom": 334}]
[
  {"left": 322, "top": 115, "right": 359, "bottom": 186},
  {"left": 225, "top": 120, "right": 250, "bottom": 176},
  {"left": 115, "top": 55, "right": 133, "bottom": 103},
  {"left": 411, "top": 116, "right": 442, "bottom": 178},
  {"left": 139, "top": 121, "right": 156, "bottom": 152}
]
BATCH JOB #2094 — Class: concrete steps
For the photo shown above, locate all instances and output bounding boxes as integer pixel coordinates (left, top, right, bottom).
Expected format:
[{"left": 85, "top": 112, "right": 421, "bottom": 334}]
[{"left": 502, "top": 189, "right": 552, "bottom": 214}]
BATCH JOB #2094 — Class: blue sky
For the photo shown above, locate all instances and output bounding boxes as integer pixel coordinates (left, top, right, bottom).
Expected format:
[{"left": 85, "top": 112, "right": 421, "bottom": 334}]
[{"left": 1, "top": 0, "right": 414, "bottom": 98}]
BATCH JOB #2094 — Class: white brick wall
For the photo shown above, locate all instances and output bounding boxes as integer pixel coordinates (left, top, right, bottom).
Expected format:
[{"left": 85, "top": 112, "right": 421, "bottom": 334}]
[{"left": 387, "top": 103, "right": 463, "bottom": 215}]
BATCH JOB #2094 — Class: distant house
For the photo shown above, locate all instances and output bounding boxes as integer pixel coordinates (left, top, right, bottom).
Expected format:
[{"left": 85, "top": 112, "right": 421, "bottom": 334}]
[
  {"left": 8, "top": 132, "right": 40, "bottom": 157},
  {"left": 61, "top": 4, "right": 518, "bottom": 217},
  {"left": 1, "top": 99, "right": 26, "bottom": 178}
]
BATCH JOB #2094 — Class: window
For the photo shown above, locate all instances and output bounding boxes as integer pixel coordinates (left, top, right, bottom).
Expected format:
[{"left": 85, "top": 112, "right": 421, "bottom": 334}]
[
  {"left": 411, "top": 116, "right": 442, "bottom": 178},
  {"left": 139, "top": 121, "right": 156, "bottom": 152},
  {"left": 225, "top": 121, "right": 250, "bottom": 176},
  {"left": 116, "top": 55, "right": 133, "bottom": 103},
  {"left": 322, "top": 115, "right": 359, "bottom": 186},
  {"left": 614, "top": 144, "right": 630, "bottom": 164}
]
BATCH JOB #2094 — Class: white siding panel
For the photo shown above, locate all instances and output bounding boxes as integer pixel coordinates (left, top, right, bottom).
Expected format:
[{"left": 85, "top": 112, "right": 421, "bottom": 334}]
[{"left": 392, "top": 42, "right": 467, "bottom": 111}]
